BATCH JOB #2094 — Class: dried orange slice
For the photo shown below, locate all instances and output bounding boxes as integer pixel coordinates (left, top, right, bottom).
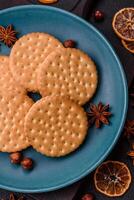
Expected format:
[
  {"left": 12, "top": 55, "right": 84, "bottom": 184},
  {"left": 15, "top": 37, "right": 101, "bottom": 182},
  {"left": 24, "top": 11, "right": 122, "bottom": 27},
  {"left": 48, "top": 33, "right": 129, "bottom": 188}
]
[
  {"left": 38, "top": 0, "right": 58, "bottom": 4},
  {"left": 94, "top": 161, "right": 131, "bottom": 197},
  {"left": 122, "top": 40, "right": 134, "bottom": 53},
  {"left": 112, "top": 8, "right": 134, "bottom": 41}
]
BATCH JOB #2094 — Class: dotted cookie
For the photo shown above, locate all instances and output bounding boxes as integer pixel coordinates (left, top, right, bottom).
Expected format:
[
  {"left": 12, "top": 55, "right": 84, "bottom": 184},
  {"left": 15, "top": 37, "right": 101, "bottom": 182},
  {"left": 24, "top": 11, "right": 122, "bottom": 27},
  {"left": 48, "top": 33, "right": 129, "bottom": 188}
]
[
  {"left": 0, "top": 55, "right": 33, "bottom": 152},
  {"left": 10, "top": 32, "right": 63, "bottom": 92},
  {"left": 25, "top": 96, "right": 88, "bottom": 157},
  {"left": 0, "top": 93, "right": 33, "bottom": 152},
  {"left": 0, "top": 56, "right": 25, "bottom": 96},
  {"left": 37, "top": 48, "right": 98, "bottom": 105}
]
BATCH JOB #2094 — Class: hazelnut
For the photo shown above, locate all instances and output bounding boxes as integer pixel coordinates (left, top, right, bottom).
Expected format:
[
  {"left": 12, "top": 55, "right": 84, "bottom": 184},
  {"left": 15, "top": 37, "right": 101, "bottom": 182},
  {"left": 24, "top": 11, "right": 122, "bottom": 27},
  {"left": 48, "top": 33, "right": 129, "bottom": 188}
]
[
  {"left": 63, "top": 40, "right": 76, "bottom": 48},
  {"left": 82, "top": 193, "right": 94, "bottom": 200},
  {"left": 21, "top": 157, "right": 33, "bottom": 170},
  {"left": 9, "top": 152, "right": 22, "bottom": 164},
  {"left": 94, "top": 10, "right": 104, "bottom": 21}
]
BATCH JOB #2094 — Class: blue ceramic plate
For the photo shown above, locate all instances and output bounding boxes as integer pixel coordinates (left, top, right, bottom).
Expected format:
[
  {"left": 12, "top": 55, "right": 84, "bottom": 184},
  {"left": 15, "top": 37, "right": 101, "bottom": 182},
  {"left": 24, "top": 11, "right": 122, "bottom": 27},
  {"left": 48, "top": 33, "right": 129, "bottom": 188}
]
[{"left": 0, "top": 5, "right": 127, "bottom": 193}]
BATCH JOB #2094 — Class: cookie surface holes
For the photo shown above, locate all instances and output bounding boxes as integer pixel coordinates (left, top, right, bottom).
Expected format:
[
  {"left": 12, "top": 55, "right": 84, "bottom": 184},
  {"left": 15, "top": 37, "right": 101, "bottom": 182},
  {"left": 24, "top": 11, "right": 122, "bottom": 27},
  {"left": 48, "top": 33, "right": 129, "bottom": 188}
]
[
  {"left": 90, "top": 73, "right": 94, "bottom": 77},
  {"left": 91, "top": 84, "right": 95, "bottom": 88},
  {"left": 71, "top": 143, "right": 76, "bottom": 148}
]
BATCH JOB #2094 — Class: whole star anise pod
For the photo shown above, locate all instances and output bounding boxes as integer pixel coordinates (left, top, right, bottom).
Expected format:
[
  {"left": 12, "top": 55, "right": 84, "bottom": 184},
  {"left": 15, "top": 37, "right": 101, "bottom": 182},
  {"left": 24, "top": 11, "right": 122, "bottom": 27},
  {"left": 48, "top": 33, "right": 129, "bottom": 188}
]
[
  {"left": 0, "top": 25, "right": 17, "bottom": 47},
  {"left": 9, "top": 193, "right": 15, "bottom": 200},
  {"left": 87, "top": 102, "right": 111, "bottom": 128},
  {"left": 9, "top": 193, "right": 24, "bottom": 200},
  {"left": 127, "top": 142, "right": 134, "bottom": 166},
  {"left": 124, "top": 120, "right": 134, "bottom": 139}
]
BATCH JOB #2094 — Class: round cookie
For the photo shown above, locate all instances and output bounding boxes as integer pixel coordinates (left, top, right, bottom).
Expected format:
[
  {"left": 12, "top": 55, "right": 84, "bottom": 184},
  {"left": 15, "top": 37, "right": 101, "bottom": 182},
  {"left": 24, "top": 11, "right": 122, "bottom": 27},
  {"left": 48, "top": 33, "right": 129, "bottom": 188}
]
[
  {"left": 25, "top": 96, "right": 88, "bottom": 157},
  {"left": 0, "top": 56, "right": 33, "bottom": 152},
  {"left": 0, "top": 93, "right": 33, "bottom": 152},
  {"left": 37, "top": 48, "right": 98, "bottom": 105},
  {"left": 0, "top": 56, "right": 25, "bottom": 96},
  {"left": 10, "top": 32, "right": 63, "bottom": 92}
]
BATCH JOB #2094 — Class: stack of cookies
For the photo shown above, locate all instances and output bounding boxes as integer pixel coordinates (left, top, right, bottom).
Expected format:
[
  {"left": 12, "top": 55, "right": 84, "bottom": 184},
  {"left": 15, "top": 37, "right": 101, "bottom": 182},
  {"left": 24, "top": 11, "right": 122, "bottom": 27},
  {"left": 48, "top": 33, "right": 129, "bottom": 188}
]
[{"left": 0, "top": 32, "right": 98, "bottom": 157}]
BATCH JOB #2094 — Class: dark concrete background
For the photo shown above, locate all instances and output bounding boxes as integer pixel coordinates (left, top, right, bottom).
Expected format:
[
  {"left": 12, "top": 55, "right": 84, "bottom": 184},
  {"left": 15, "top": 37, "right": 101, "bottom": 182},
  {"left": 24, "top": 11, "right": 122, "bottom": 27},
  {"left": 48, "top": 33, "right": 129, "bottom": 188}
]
[{"left": 0, "top": 0, "right": 133, "bottom": 199}]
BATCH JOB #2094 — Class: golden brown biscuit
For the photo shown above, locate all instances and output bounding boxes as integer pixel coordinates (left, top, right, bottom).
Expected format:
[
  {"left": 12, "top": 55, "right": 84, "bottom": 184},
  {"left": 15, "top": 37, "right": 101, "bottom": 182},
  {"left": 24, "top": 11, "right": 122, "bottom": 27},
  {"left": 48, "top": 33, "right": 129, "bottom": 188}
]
[
  {"left": 0, "top": 56, "right": 33, "bottom": 152},
  {"left": 37, "top": 48, "right": 98, "bottom": 105},
  {"left": 0, "top": 56, "right": 25, "bottom": 96},
  {"left": 10, "top": 32, "right": 63, "bottom": 91},
  {"left": 25, "top": 96, "right": 88, "bottom": 157}
]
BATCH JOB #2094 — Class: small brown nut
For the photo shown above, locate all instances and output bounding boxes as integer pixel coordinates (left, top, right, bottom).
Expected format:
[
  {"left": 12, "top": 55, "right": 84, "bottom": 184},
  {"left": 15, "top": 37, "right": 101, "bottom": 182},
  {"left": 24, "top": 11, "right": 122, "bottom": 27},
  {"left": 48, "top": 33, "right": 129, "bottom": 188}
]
[
  {"left": 94, "top": 10, "right": 104, "bottom": 21},
  {"left": 9, "top": 152, "right": 22, "bottom": 164},
  {"left": 38, "top": 0, "right": 58, "bottom": 4},
  {"left": 63, "top": 40, "right": 76, "bottom": 48},
  {"left": 81, "top": 193, "right": 94, "bottom": 200},
  {"left": 21, "top": 157, "right": 33, "bottom": 170}
]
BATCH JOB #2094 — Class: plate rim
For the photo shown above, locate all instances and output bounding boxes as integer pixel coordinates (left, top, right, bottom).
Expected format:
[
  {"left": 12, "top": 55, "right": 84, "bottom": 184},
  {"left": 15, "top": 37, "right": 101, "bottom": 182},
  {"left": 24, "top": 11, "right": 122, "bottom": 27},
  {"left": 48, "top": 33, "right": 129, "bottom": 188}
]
[{"left": 0, "top": 5, "right": 128, "bottom": 193}]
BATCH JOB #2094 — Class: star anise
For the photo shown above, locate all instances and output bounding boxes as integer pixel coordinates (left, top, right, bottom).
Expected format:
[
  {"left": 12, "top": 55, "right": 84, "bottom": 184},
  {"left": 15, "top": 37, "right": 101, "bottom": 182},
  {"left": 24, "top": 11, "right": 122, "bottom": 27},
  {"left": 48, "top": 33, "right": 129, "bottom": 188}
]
[
  {"left": 127, "top": 142, "right": 134, "bottom": 166},
  {"left": 87, "top": 102, "right": 111, "bottom": 128},
  {"left": 9, "top": 193, "right": 24, "bottom": 200},
  {"left": 0, "top": 25, "right": 17, "bottom": 47},
  {"left": 124, "top": 120, "right": 134, "bottom": 139},
  {"left": 9, "top": 193, "right": 15, "bottom": 200}
]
